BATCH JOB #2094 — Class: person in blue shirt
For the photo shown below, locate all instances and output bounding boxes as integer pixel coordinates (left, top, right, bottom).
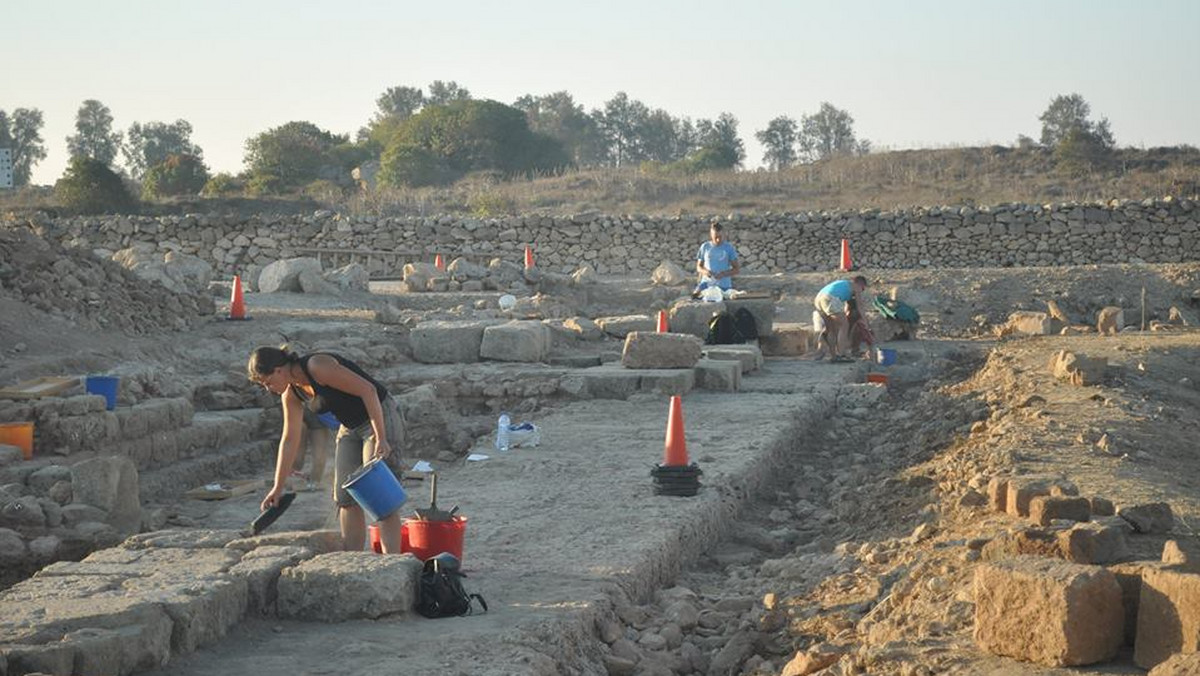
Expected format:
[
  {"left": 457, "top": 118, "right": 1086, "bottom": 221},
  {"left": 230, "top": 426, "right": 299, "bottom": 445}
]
[
  {"left": 814, "top": 275, "right": 868, "bottom": 363},
  {"left": 695, "top": 222, "right": 740, "bottom": 293}
]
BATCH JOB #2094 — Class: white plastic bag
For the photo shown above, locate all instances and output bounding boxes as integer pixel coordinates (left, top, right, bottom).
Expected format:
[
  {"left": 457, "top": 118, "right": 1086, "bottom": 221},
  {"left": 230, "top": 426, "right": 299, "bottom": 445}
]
[{"left": 506, "top": 422, "right": 540, "bottom": 448}]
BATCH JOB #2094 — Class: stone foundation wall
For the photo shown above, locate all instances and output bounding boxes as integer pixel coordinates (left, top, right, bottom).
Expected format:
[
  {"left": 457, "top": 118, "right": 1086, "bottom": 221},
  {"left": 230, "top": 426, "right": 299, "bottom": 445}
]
[{"left": 32, "top": 197, "right": 1199, "bottom": 276}]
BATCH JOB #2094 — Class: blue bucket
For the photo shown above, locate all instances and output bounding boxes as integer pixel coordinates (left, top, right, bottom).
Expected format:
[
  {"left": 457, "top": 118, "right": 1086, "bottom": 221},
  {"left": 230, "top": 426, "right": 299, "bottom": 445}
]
[
  {"left": 316, "top": 411, "right": 340, "bottom": 430},
  {"left": 85, "top": 376, "right": 119, "bottom": 410},
  {"left": 876, "top": 348, "right": 898, "bottom": 367},
  {"left": 341, "top": 459, "right": 407, "bottom": 522}
]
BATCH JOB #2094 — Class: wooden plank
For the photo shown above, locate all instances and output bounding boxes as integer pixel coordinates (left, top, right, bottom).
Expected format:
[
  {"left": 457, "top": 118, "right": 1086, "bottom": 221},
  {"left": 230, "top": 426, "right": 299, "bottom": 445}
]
[
  {"left": 185, "top": 479, "right": 265, "bottom": 501},
  {"left": 0, "top": 377, "right": 79, "bottom": 400}
]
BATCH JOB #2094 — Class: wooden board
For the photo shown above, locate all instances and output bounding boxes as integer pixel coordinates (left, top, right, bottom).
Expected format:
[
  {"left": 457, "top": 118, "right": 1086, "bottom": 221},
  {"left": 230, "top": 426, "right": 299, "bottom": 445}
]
[
  {"left": 185, "top": 479, "right": 265, "bottom": 501},
  {"left": 728, "top": 292, "right": 774, "bottom": 300},
  {"left": 0, "top": 377, "right": 78, "bottom": 400}
]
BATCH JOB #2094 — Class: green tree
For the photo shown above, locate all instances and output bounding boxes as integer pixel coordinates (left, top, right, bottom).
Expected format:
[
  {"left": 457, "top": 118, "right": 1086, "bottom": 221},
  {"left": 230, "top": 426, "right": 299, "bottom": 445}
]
[
  {"left": 55, "top": 155, "right": 135, "bottom": 213},
  {"left": 141, "top": 154, "right": 210, "bottom": 199},
  {"left": 375, "top": 85, "right": 425, "bottom": 121},
  {"left": 798, "top": 102, "right": 859, "bottom": 161},
  {"left": 695, "top": 112, "right": 745, "bottom": 168},
  {"left": 0, "top": 108, "right": 48, "bottom": 186},
  {"left": 378, "top": 143, "right": 451, "bottom": 187},
  {"left": 243, "top": 121, "right": 347, "bottom": 188},
  {"left": 513, "top": 91, "right": 604, "bottom": 165},
  {"left": 1038, "top": 93, "right": 1114, "bottom": 149},
  {"left": 123, "top": 120, "right": 202, "bottom": 180},
  {"left": 426, "top": 80, "right": 471, "bottom": 106},
  {"left": 595, "top": 92, "right": 649, "bottom": 166},
  {"left": 755, "top": 116, "right": 799, "bottom": 170},
  {"left": 638, "top": 109, "right": 686, "bottom": 163},
  {"left": 66, "top": 99, "right": 122, "bottom": 166}
]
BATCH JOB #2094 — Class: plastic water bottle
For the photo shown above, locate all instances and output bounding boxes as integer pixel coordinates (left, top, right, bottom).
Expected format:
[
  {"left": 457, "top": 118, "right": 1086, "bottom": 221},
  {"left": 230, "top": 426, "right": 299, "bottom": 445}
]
[{"left": 496, "top": 413, "right": 511, "bottom": 452}]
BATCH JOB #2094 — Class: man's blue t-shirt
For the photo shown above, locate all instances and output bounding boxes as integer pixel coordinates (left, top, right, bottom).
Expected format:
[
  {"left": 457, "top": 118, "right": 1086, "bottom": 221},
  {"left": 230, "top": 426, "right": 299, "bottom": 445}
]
[
  {"left": 697, "top": 241, "right": 738, "bottom": 290},
  {"left": 818, "top": 279, "right": 853, "bottom": 301}
]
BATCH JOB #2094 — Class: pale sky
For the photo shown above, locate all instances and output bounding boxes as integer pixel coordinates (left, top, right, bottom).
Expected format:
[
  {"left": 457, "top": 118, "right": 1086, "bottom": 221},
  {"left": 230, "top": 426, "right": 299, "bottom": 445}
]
[{"left": 5, "top": 0, "right": 1199, "bottom": 186}]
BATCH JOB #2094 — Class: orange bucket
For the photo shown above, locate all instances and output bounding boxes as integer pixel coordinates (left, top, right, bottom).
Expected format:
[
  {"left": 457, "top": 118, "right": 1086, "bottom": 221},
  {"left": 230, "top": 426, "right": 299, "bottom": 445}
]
[
  {"left": 402, "top": 516, "right": 467, "bottom": 562},
  {"left": 0, "top": 422, "right": 34, "bottom": 460},
  {"left": 866, "top": 373, "right": 889, "bottom": 386}
]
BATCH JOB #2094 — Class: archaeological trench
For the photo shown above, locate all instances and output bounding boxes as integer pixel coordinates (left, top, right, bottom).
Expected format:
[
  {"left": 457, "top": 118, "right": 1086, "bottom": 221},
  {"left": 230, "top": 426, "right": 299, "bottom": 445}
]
[{"left": 1, "top": 200, "right": 1199, "bottom": 675}]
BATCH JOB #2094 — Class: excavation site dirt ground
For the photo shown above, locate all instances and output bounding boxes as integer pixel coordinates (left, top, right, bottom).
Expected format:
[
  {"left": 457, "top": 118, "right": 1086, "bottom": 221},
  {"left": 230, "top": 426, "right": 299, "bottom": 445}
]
[{"left": 2, "top": 252, "right": 1200, "bottom": 675}]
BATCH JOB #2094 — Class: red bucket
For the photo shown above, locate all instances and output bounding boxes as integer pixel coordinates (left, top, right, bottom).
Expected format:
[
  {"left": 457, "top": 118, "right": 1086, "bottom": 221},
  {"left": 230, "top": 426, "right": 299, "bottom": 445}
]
[
  {"left": 368, "top": 523, "right": 384, "bottom": 554},
  {"left": 401, "top": 516, "right": 467, "bottom": 562}
]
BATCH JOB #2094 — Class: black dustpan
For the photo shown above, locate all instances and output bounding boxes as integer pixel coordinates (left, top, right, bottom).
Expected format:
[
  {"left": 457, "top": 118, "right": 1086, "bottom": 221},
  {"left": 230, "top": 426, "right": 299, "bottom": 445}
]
[{"left": 251, "top": 492, "right": 296, "bottom": 535}]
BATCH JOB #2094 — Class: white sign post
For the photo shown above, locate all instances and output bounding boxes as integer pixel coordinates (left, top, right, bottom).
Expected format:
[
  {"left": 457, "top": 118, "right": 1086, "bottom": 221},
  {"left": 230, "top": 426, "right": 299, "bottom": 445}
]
[{"left": 0, "top": 148, "right": 12, "bottom": 189}]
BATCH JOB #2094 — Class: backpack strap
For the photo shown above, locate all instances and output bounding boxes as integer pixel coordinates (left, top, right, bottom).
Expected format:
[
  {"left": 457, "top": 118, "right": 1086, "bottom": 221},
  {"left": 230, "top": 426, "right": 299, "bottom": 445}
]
[{"left": 467, "top": 593, "right": 488, "bottom": 614}]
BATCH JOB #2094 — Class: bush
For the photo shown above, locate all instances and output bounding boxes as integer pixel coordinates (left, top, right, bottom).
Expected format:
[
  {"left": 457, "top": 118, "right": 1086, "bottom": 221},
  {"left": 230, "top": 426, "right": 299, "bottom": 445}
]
[
  {"left": 467, "top": 190, "right": 516, "bottom": 217},
  {"left": 55, "top": 156, "right": 136, "bottom": 214},
  {"left": 1055, "top": 128, "right": 1114, "bottom": 174},
  {"left": 245, "top": 172, "right": 284, "bottom": 196},
  {"left": 379, "top": 143, "right": 453, "bottom": 187},
  {"left": 201, "top": 172, "right": 240, "bottom": 196},
  {"left": 141, "top": 153, "right": 209, "bottom": 199},
  {"left": 302, "top": 179, "right": 346, "bottom": 200}
]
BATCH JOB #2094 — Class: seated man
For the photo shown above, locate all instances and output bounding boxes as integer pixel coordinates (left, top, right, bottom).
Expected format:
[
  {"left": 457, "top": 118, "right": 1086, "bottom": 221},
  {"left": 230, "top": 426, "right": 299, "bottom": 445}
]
[
  {"left": 814, "top": 275, "right": 868, "bottom": 363},
  {"left": 694, "top": 222, "right": 740, "bottom": 297}
]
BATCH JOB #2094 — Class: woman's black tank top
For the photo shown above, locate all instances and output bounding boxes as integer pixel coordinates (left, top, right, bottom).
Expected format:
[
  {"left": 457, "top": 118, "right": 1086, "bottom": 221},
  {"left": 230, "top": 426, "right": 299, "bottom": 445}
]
[{"left": 293, "top": 353, "right": 389, "bottom": 429}]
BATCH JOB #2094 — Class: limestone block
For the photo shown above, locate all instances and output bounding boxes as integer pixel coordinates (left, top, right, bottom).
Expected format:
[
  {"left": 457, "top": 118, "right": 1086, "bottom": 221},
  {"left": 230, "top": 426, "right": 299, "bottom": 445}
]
[
  {"left": 121, "top": 528, "right": 245, "bottom": 550},
  {"left": 298, "top": 268, "right": 338, "bottom": 295},
  {"left": 1135, "top": 567, "right": 1200, "bottom": 668},
  {"left": 276, "top": 551, "right": 422, "bottom": 621},
  {"left": 1149, "top": 652, "right": 1200, "bottom": 675},
  {"left": 562, "top": 316, "right": 604, "bottom": 340},
  {"left": 987, "top": 477, "right": 1010, "bottom": 513},
  {"left": 223, "top": 529, "right": 342, "bottom": 554},
  {"left": 668, "top": 300, "right": 725, "bottom": 338},
  {"left": 651, "top": 260, "right": 688, "bottom": 286},
  {"left": 1097, "top": 306, "right": 1125, "bottom": 336},
  {"left": 725, "top": 298, "right": 775, "bottom": 337},
  {"left": 703, "top": 344, "right": 763, "bottom": 374},
  {"left": 1029, "top": 495, "right": 1091, "bottom": 526},
  {"left": 70, "top": 456, "right": 141, "bottom": 536},
  {"left": 974, "top": 557, "right": 1123, "bottom": 666},
  {"left": 1050, "top": 350, "right": 1107, "bottom": 386},
  {"left": 1006, "top": 476, "right": 1075, "bottom": 518},
  {"left": 631, "top": 369, "right": 695, "bottom": 396},
  {"left": 410, "top": 320, "right": 499, "bottom": 364},
  {"left": 129, "top": 576, "right": 248, "bottom": 653},
  {"left": 480, "top": 321, "right": 551, "bottom": 363},
  {"left": 446, "top": 257, "right": 487, "bottom": 281},
  {"left": 621, "top": 332, "right": 703, "bottom": 369},
  {"left": 1056, "top": 520, "right": 1131, "bottom": 564},
  {"left": 981, "top": 528, "right": 1064, "bottom": 562},
  {"left": 1108, "top": 562, "right": 1162, "bottom": 646},
  {"left": 1162, "top": 539, "right": 1200, "bottom": 572},
  {"left": 1091, "top": 496, "right": 1116, "bottom": 516},
  {"left": 1118, "top": 502, "right": 1175, "bottom": 534},
  {"left": 1006, "top": 311, "right": 1052, "bottom": 336},
  {"left": 572, "top": 367, "right": 642, "bottom": 400},
  {"left": 27, "top": 465, "right": 72, "bottom": 495},
  {"left": 258, "top": 257, "right": 322, "bottom": 293},
  {"left": 760, "top": 323, "right": 813, "bottom": 356},
  {"left": 227, "top": 545, "right": 315, "bottom": 615},
  {"left": 595, "top": 314, "right": 656, "bottom": 338},
  {"left": 694, "top": 358, "right": 741, "bottom": 392},
  {"left": 61, "top": 618, "right": 174, "bottom": 676},
  {"left": 323, "top": 263, "right": 370, "bottom": 292}
]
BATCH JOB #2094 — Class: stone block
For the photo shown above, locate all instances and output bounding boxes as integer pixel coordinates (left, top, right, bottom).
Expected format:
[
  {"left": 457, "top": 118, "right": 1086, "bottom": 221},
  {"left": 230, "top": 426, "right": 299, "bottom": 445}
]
[
  {"left": 650, "top": 260, "right": 689, "bottom": 286},
  {"left": 410, "top": 320, "right": 498, "bottom": 364},
  {"left": 981, "top": 528, "right": 1062, "bottom": 561},
  {"left": 1149, "top": 652, "right": 1200, "bottom": 675},
  {"left": 1029, "top": 495, "right": 1091, "bottom": 526},
  {"left": 258, "top": 257, "right": 322, "bottom": 293},
  {"left": 1119, "top": 502, "right": 1175, "bottom": 534},
  {"left": 1135, "top": 567, "right": 1200, "bottom": 669},
  {"left": 276, "top": 551, "right": 422, "bottom": 621},
  {"left": 1091, "top": 496, "right": 1115, "bottom": 516},
  {"left": 121, "top": 528, "right": 245, "bottom": 550},
  {"left": 632, "top": 369, "right": 695, "bottom": 396},
  {"left": 224, "top": 529, "right": 343, "bottom": 554},
  {"left": 759, "top": 323, "right": 813, "bottom": 356},
  {"left": 694, "top": 358, "right": 741, "bottom": 392},
  {"left": 621, "top": 332, "right": 703, "bottom": 369},
  {"left": 480, "top": 321, "right": 552, "bottom": 363},
  {"left": 1162, "top": 539, "right": 1200, "bottom": 572},
  {"left": 136, "top": 576, "right": 248, "bottom": 653},
  {"left": 668, "top": 299, "right": 726, "bottom": 338},
  {"left": 1057, "top": 520, "right": 1131, "bottom": 564},
  {"left": 703, "top": 344, "right": 763, "bottom": 374},
  {"left": 1108, "top": 562, "right": 1164, "bottom": 647},
  {"left": 974, "top": 556, "right": 1123, "bottom": 666},
  {"left": 61, "top": 618, "right": 174, "bottom": 676},
  {"left": 571, "top": 367, "right": 642, "bottom": 400},
  {"left": 595, "top": 314, "right": 656, "bottom": 338},
  {"left": 228, "top": 545, "right": 315, "bottom": 615},
  {"left": 561, "top": 316, "right": 603, "bottom": 340},
  {"left": 1050, "top": 350, "right": 1107, "bottom": 386},
  {"left": 27, "top": 465, "right": 72, "bottom": 495},
  {"left": 1006, "top": 311, "right": 1052, "bottom": 336},
  {"left": 725, "top": 298, "right": 775, "bottom": 337},
  {"left": 69, "top": 456, "right": 141, "bottom": 536},
  {"left": 987, "top": 477, "right": 1010, "bottom": 513},
  {"left": 1097, "top": 306, "right": 1125, "bottom": 336},
  {"left": 1006, "top": 476, "right": 1074, "bottom": 518}
]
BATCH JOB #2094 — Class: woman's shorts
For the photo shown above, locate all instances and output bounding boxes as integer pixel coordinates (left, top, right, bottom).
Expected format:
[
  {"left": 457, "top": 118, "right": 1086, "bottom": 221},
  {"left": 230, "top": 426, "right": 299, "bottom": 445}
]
[{"left": 331, "top": 397, "right": 407, "bottom": 508}]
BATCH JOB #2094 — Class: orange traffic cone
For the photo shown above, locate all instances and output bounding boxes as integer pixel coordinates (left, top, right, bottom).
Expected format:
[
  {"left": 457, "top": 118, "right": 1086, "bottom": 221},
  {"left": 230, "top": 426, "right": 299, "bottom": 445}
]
[
  {"left": 228, "top": 275, "right": 247, "bottom": 320},
  {"left": 524, "top": 245, "right": 535, "bottom": 270},
  {"left": 663, "top": 395, "right": 689, "bottom": 466},
  {"left": 656, "top": 310, "right": 669, "bottom": 333},
  {"left": 839, "top": 239, "right": 853, "bottom": 272},
  {"left": 434, "top": 254, "right": 445, "bottom": 271}
]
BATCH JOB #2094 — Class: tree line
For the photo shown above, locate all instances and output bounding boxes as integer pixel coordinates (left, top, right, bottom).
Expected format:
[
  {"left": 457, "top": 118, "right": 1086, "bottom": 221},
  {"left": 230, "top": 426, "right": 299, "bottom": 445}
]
[{"left": 0, "top": 89, "right": 1126, "bottom": 211}]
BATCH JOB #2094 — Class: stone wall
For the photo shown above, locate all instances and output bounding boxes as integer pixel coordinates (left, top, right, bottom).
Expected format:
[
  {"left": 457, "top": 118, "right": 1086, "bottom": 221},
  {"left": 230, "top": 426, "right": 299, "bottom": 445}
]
[{"left": 31, "top": 197, "right": 1199, "bottom": 277}]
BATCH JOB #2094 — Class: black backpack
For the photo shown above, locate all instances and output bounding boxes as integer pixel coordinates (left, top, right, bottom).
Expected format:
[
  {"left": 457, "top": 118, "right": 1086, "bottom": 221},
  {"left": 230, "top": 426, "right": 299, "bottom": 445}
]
[
  {"left": 706, "top": 311, "right": 736, "bottom": 345},
  {"left": 416, "top": 555, "right": 487, "bottom": 619},
  {"left": 732, "top": 308, "right": 758, "bottom": 342}
]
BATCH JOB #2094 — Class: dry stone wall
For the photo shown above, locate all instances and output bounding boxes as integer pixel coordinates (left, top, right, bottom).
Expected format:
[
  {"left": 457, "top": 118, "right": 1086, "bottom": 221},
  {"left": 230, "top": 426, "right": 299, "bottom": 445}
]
[{"left": 31, "top": 197, "right": 1199, "bottom": 277}]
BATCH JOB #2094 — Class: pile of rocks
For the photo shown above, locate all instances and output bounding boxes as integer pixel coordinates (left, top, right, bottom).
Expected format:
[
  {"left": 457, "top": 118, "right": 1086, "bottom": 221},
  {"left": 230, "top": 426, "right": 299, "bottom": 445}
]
[{"left": 0, "top": 225, "right": 214, "bottom": 334}]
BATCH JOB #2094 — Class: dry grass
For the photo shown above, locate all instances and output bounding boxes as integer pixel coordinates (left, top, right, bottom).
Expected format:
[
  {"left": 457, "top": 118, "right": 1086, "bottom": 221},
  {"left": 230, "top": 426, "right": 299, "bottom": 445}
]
[{"left": 4, "top": 146, "right": 1198, "bottom": 219}]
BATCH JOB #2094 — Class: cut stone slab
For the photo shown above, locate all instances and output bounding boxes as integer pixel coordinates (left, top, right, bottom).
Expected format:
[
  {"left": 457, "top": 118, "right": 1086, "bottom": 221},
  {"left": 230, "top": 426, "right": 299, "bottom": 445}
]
[
  {"left": 258, "top": 257, "right": 322, "bottom": 294},
  {"left": 69, "top": 456, "right": 141, "bottom": 536},
  {"left": 228, "top": 545, "right": 315, "bottom": 615},
  {"left": 668, "top": 300, "right": 725, "bottom": 338},
  {"left": 629, "top": 369, "right": 695, "bottom": 396},
  {"left": 1050, "top": 350, "right": 1107, "bottom": 386},
  {"left": 1149, "top": 652, "right": 1200, "bottom": 675},
  {"left": 694, "top": 358, "right": 741, "bottom": 392},
  {"left": 725, "top": 298, "right": 775, "bottom": 337},
  {"left": 1118, "top": 502, "right": 1175, "bottom": 534},
  {"left": 547, "top": 355, "right": 602, "bottom": 368},
  {"left": 1057, "top": 520, "right": 1131, "bottom": 564},
  {"left": 595, "top": 315, "right": 656, "bottom": 338},
  {"left": 760, "top": 323, "right": 813, "bottom": 357},
  {"left": 1006, "top": 311, "right": 1052, "bottom": 336},
  {"left": 1135, "top": 566, "right": 1200, "bottom": 669},
  {"left": 410, "top": 320, "right": 500, "bottom": 364},
  {"left": 1108, "top": 562, "right": 1165, "bottom": 647},
  {"left": 987, "top": 476, "right": 1010, "bottom": 513},
  {"left": 564, "top": 368, "right": 642, "bottom": 400},
  {"left": 1029, "top": 495, "right": 1091, "bottom": 526},
  {"left": 561, "top": 316, "right": 603, "bottom": 340},
  {"left": 1006, "top": 475, "right": 1076, "bottom": 518},
  {"left": 702, "top": 344, "right": 763, "bottom": 374},
  {"left": 621, "top": 332, "right": 703, "bottom": 369},
  {"left": 1097, "top": 306, "right": 1125, "bottom": 336},
  {"left": 974, "top": 556, "right": 1123, "bottom": 666},
  {"left": 480, "top": 321, "right": 552, "bottom": 363},
  {"left": 276, "top": 551, "right": 422, "bottom": 621},
  {"left": 1162, "top": 539, "right": 1200, "bottom": 572},
  {"left": 224, "top": 529, "right": 343, "bottom": 555}
]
